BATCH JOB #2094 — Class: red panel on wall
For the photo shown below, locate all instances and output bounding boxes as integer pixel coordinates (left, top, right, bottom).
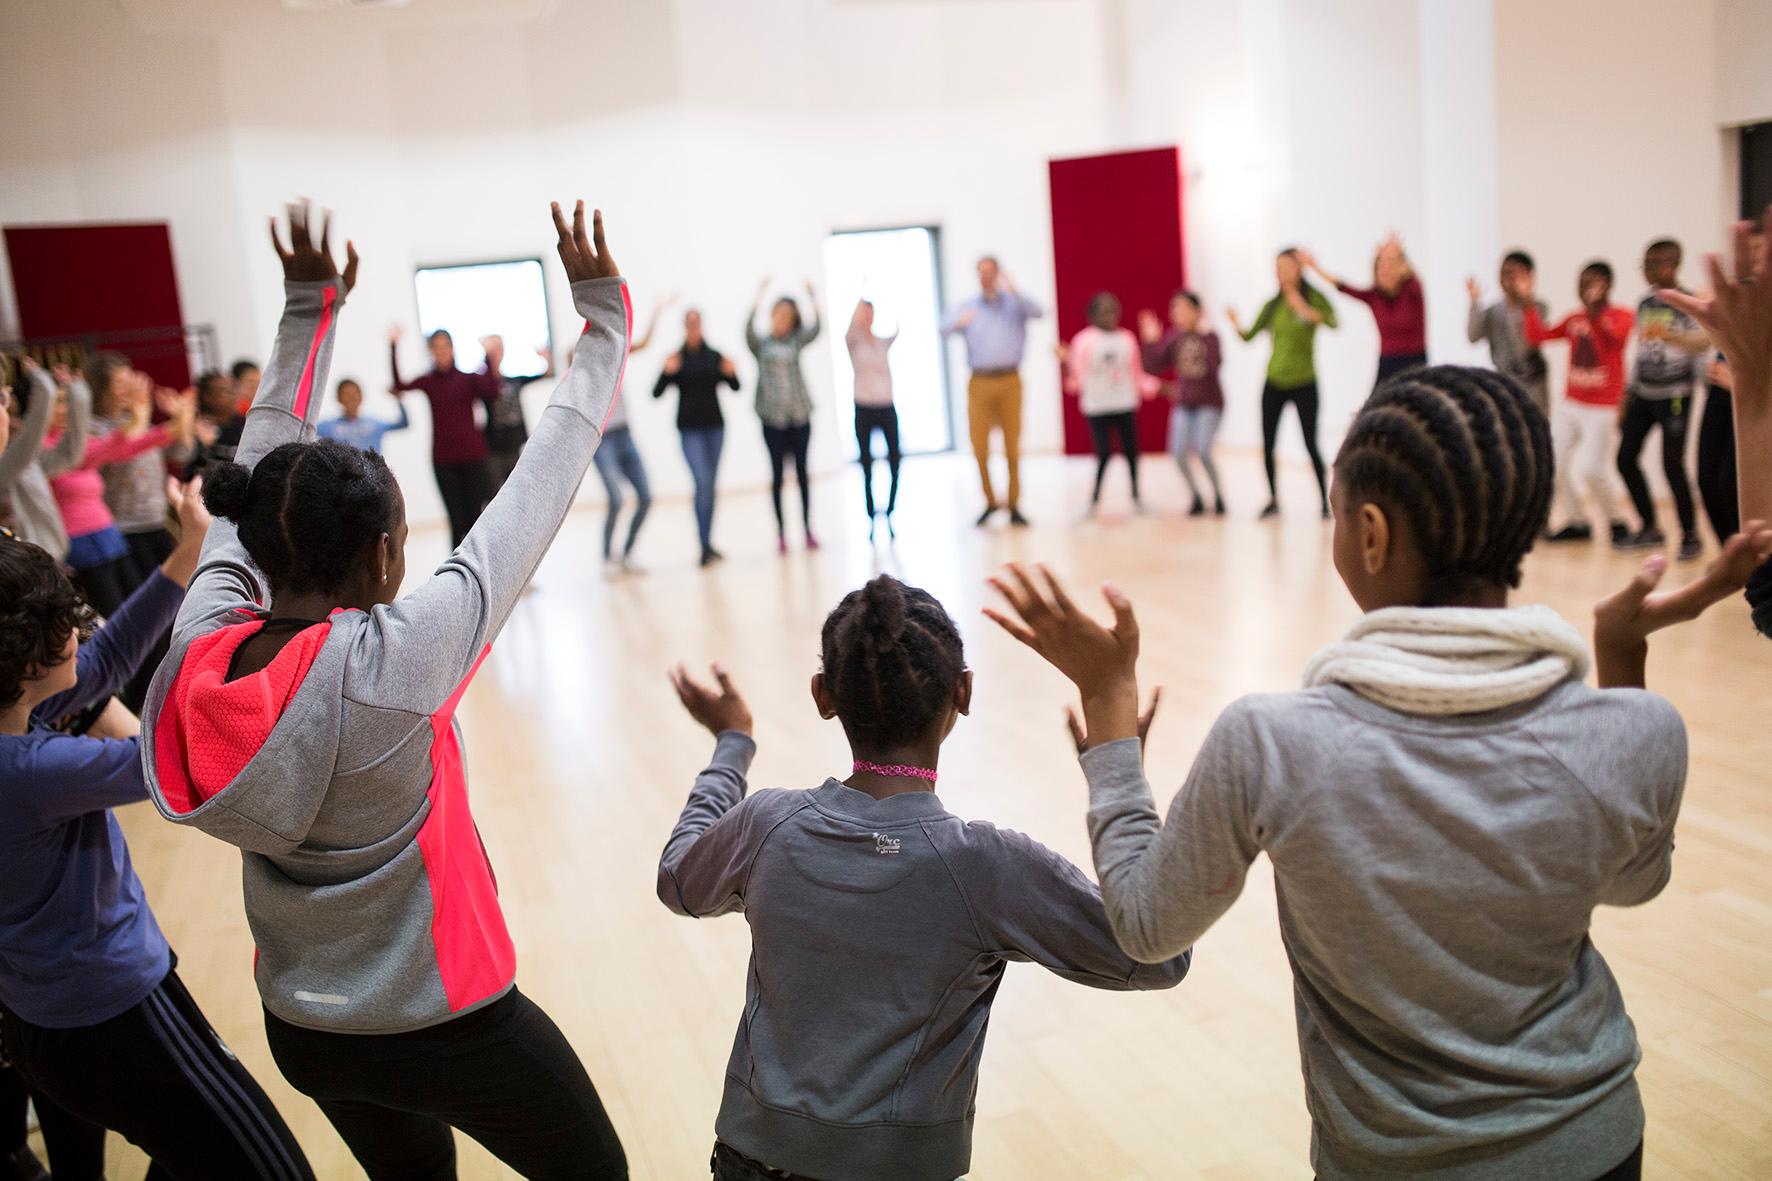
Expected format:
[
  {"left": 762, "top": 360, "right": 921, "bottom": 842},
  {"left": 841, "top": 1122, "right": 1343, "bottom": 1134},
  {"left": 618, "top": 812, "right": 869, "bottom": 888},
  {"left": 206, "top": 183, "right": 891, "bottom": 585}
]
[
  {"left": 4, "top": 223, "right": 190, "bottom": 388},
  {"left": 1048, "top": 147, "right": 1186, "bottom": 455}
]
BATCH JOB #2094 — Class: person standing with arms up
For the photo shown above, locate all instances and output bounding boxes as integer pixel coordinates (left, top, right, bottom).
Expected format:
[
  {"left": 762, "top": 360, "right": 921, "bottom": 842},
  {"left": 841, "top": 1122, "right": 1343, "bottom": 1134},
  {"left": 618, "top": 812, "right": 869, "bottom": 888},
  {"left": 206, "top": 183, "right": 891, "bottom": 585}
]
[
  {"left": 1303, "top": 235, "right": 1426, "bottom": 389},
  {"left": 747, "top": 278, "right": 821, "bottom": 554},
  {"left": 846, "top": 298, "right": 900, "bottom": 540},
  {"left": 654, "top": 308, "right": 742, "bottom": 567},
  {"left": 590, "top": 297, "right": 669, "bottom": 573},
  {"left": 480, "top": 334, "right": 553, "bottom": 493},
  {"left": 1525, "top": 260, "right": 1635, "bottom": 545},
  {"left": 1140, "top": 291, "right": 1227, "bottom": 517},
  {"left": 1616, "top": 239, "right": 1707, "bottom": 560},
  {"left": 1468, "top": 251, "right": 1552, "bottom": 421},
  {"left": 943, "top": 256, "right": 1042, "bottom": 527},
  {"left": 1228, "top": 248, "right": 1338, "bottom": 520},
  {"left": 389, "top": 324, "right": 500, "bottom": 550}
]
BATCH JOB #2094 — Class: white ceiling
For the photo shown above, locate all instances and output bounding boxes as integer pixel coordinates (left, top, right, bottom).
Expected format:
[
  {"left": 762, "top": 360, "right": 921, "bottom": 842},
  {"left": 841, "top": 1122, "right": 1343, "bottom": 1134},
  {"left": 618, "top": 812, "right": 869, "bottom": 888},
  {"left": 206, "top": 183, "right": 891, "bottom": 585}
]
[{"left": 115, "top": 0, "right": 561, "bottom": 33}]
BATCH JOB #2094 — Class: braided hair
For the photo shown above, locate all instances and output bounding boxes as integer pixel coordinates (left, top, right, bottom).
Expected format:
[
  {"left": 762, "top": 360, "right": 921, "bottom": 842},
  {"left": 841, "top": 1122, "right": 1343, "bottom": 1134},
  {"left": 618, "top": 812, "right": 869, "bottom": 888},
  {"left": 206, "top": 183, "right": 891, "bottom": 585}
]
[
  {"left": 202, "top": 440, "right": 401, "bottom": 597},
  {"left": 820, "top": 575, "right": 965, "bottom": 751},
  {"left": 1333, "top": 365, "right": 1553, "bottom": 605}
]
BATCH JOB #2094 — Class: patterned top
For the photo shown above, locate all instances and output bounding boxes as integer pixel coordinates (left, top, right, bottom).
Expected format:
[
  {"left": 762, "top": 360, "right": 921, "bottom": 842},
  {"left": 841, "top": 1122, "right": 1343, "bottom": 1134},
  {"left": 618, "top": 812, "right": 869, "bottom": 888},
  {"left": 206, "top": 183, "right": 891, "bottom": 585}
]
[{"left": 746, "top": 314, "right": 821, "bottom": 429}]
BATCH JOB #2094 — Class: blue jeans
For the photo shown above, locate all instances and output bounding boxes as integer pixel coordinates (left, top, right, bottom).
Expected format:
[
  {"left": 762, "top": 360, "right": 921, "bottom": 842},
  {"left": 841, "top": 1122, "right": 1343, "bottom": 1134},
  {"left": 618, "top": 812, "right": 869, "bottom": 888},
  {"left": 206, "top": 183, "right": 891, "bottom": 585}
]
[
  {"left": 680, "top": 426, "right": 724, "bottom": 553},
  {"left": 592, "top": 427, "right": 651, "bottom": 559}
]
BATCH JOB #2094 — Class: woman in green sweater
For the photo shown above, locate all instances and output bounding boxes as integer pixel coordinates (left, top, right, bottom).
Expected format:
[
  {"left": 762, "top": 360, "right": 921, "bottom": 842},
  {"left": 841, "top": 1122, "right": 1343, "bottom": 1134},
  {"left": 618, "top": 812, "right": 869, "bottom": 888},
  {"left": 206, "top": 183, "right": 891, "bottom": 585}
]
[{"left": 1228, "top": 248, "right": 1338, "bottom": 519}]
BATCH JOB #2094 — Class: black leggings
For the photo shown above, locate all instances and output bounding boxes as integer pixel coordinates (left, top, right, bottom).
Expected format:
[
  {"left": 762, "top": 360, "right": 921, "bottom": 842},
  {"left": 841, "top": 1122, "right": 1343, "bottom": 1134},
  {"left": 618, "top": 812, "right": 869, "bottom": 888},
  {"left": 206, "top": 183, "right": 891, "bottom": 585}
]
[
  {"left": 1696, "top": 386, "right": 1738, "bottom": 541},
  {"left": 2, "top": 968, "right": 313, "bottom": 1181},
  {"left": 854, "top": 406, "right": 901, "bottom": 518},
  {"left": 1617, "top": 394, "right": 1696, "bottom": 536},
  {"left": 265, "top": 987, "right": 626, "bottom": 1181},
  {"left": 762, "top": 423, "right": 812, "bottom": 538},
  {"left": 1261, "top": 381, "right": 1328, "bottom": 507},
  {"left": 1087, "top": 411, "right": 1140, "bottom": 504},
  {"left": 433, "top": 460, "right": 494, "bottom": 550}
]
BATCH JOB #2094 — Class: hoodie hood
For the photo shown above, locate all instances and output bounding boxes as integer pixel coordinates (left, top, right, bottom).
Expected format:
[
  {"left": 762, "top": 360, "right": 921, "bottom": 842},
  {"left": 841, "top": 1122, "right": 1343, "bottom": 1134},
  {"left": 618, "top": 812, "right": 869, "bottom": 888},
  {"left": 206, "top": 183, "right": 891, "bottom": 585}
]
[{"left": 148, "top": 614, "right": 346, "bottom": 854}]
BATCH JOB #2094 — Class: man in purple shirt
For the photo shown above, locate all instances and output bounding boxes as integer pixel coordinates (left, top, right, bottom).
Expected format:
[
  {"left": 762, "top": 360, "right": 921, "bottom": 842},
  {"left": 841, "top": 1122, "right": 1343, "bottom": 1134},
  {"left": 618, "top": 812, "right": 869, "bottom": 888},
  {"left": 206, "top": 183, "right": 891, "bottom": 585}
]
[{"left": 942, "top": 257, "right": 1043, "bottom": 526}]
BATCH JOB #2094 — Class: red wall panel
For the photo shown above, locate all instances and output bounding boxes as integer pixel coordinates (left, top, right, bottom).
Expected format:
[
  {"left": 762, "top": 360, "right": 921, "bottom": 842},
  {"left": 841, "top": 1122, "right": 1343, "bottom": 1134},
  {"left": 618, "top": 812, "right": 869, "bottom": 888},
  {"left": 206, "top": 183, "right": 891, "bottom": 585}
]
[
  {"left": 1048, "top": 146, "right": 1186, "bottom": 454},
  {"left": 4, "top": 223, "right": 191, "bottom": 388}
]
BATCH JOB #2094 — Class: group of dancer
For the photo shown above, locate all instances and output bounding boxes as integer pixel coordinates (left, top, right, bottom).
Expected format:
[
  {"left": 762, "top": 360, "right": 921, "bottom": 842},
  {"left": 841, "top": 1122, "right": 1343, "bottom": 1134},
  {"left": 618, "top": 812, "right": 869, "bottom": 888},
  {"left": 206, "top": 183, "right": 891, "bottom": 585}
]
[{"left": 2, "top": 194, "right": 1770, "bottom": 1181}]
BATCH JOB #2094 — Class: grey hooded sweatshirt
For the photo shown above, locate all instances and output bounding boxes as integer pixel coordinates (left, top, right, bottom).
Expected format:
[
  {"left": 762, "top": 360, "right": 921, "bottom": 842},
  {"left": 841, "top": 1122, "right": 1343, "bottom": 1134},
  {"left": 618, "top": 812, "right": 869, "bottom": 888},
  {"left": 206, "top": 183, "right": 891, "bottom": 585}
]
[
  {"left": 140, "top": 273, "right": 629, "bottom": 1034},
  {"left": 659, "top": 732, "right": 1191, "bottom": 1181}
]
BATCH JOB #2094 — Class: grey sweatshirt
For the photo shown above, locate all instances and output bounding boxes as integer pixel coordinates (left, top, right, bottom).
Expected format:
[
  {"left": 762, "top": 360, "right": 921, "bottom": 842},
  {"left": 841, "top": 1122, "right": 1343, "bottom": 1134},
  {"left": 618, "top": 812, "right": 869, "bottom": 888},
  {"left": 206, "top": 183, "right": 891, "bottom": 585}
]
[
  {"left": 1468, "top": 297, "right": 1550, "bottom": 415},
  {"left": 140, "top": 274, "right": 629, "bottom": 1034},
  {"left": 659, "top": 732, "right": 1191, "bottom": 1181},
  {"left": 1082, "top": 678, "right": 1686, "bottom": 1180},
  {"left": 0, "top": 367, "right": 89, "bottom": 559}
]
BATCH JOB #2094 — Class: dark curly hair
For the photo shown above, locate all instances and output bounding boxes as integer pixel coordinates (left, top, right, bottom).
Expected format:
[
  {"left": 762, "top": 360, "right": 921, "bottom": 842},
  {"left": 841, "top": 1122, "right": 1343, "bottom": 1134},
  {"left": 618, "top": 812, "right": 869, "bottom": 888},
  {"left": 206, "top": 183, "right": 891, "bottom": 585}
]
[
  {"left": 820, "top": 575, "right": 965, "bottom": 751},
  {"left": 1333, "top": 364, "right": 1553, "bottom": 605},
  {"left": 202, "top": 440, "right": 402, "bottom": 597},
  {"left": 1, "top": 535, "right": 98, "bottom": 710}
]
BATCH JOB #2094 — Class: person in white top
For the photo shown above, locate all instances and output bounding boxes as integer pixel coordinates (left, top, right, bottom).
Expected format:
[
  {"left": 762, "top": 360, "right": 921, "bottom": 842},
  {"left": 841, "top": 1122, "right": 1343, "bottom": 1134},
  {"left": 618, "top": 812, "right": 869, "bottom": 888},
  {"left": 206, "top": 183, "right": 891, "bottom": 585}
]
[
  {"left": 1060, "top": 292, "right": 1159, "bottom": 514},
  {"left": 846, "top": 299, "right": 900, "bottom": 539}
]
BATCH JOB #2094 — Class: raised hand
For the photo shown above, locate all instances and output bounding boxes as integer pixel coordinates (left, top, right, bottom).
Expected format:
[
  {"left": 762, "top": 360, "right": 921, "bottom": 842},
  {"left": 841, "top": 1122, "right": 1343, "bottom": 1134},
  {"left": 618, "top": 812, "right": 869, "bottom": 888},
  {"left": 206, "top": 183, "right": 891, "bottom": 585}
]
[
  {"left": 1593, "top": 521, "right": 1772, "bottom": 688},
  {"left": 1137, "top": 308, "right": 1164, "bottom": 343},
  {"left": 718, "top": 356, "right": 737, "bottom": 379},
  {"left": 269, "top": 200, "right": 359, "bottom": 293},
  {"left": 1661, "top": 206, "right": 1771, "bottom": 415},
  {"left": 388, "top": 324, "right": 404, "bottom": 344},
  {"left": 1066, "top": 685, "right": 1162, "bottom": 756},
  {"left": 1466, "top": 277, "right": 1481, "bottom": 302},
  {"left": 159, "top": 474, "right": 214, "bottom": 588},
  {"left": 549, "top": 200, "right": 619, "bottom": 283},
  {"left": 663, "top": 353, "right": 683, "bottom": 376},
  {"left": 670, "top": 663, "right": 754, "bottom": 737},
  {"left": 984, "top": 564, "right": 1139, "bottom": 700},
  {"left": 156, "top": 385, "right": 198, "bottom": 445},
  {"left": 49, "top": 363, "right": 75, "bottom": 389}
]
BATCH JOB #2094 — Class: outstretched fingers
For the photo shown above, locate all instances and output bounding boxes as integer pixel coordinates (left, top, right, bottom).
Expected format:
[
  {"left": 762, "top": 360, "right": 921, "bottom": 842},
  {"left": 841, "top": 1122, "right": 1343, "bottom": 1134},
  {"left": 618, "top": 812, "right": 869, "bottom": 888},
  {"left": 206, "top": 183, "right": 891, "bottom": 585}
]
[
  {"left": 1103, "top": 582, "right": 1140, "bottom": 647},
  {"left": 981, "top": 604, "right": 1040, "bottom": 651},
  {"left": 269, "top": 216, "right": 292, "bottom": 263},
  {"left": 342, "top": 240, "right": 359, "bottom": 293}
]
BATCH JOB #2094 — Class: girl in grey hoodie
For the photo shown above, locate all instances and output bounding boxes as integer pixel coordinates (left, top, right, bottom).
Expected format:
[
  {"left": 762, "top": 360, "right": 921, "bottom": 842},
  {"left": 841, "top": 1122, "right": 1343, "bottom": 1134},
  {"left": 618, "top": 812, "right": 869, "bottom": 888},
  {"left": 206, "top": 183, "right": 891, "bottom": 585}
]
[{"left": 141, "top": 200, "right": 630, "bottom": 1178}]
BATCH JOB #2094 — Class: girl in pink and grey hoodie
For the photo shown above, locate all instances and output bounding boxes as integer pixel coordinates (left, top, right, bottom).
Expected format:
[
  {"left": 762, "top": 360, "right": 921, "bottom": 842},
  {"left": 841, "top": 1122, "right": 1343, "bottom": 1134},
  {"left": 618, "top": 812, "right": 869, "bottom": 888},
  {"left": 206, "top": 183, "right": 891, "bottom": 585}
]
[{"left": 140, "top": 201, "right": 630, "bottom": 1179}]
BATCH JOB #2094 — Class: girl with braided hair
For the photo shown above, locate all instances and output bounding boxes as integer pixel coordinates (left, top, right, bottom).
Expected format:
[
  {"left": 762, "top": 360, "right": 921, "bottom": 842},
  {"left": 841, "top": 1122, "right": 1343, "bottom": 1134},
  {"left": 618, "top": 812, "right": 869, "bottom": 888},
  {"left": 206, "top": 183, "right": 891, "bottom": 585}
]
[
  {"left": 658, "top": 573, "right": 1187, "bottom": 1181},
  {"left": 988, "top": 364, "right": 1772, "bottom": 1181}
]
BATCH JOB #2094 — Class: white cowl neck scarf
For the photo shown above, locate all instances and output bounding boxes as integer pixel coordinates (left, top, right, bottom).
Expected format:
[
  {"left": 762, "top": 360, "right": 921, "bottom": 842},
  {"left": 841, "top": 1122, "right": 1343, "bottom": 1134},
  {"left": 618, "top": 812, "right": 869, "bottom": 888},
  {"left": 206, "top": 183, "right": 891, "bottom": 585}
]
[{"left": 1302, "top": 605, "right": 1592, "bottom": 717}]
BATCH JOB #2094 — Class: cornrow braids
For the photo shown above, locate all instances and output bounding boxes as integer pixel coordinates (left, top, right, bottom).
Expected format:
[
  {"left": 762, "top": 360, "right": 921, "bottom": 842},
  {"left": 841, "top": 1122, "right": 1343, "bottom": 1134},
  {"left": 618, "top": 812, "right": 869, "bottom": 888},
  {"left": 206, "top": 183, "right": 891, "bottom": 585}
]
[
  {"left": 202, "top": 440, "right": 401, "bottom": 598},
  {"left": 1334, "top": 365, "right": 1553, "bottom": 605},
  {"left": 819, "top": 575, "right": 965, "bottom": 751}
]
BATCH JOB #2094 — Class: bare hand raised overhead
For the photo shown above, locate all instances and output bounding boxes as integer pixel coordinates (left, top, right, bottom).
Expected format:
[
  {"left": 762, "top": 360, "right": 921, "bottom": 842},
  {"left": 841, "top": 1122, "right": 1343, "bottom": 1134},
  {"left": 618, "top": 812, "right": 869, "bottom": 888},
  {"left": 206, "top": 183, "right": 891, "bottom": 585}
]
[
  {"left": 270, "top": 200, "right": 359, "bottom": 293},
  {"left": 549, "top": 200, "right": 619, "bottom": 283}
]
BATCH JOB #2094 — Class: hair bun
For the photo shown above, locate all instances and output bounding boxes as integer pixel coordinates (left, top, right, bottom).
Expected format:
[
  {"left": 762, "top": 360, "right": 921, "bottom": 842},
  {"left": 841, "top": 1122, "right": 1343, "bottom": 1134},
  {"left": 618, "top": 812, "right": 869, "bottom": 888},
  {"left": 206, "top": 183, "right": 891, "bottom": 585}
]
[{"left": 201, "top": 461, "right": 253, "bottom": 521}]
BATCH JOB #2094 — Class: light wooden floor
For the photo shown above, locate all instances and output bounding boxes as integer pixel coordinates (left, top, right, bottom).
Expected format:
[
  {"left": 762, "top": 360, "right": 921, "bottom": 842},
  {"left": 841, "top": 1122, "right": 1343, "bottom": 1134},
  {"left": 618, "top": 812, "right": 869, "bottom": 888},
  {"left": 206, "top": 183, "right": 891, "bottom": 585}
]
[{"left": 73, "top": 447, "right": 1772, "bottom": 1180}]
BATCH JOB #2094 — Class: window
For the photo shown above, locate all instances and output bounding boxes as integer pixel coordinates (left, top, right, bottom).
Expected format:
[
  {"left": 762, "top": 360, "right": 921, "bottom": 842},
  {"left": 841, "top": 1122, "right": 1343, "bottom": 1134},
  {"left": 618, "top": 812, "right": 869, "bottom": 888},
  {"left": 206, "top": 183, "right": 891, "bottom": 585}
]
[
  {"left": 822, "top": 226, "right": 952, "bottom": 456},
  {"left": 412, "top": 258, "right": 553, "bottom": 378}
]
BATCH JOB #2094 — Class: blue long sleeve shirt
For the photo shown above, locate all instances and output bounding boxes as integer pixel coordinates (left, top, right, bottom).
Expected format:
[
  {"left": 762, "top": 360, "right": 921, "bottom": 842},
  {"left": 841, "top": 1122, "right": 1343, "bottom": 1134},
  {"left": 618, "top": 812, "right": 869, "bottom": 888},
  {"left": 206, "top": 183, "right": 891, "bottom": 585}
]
[{"left": 0, "top": 570, "right": 182, "bottom": 1028}]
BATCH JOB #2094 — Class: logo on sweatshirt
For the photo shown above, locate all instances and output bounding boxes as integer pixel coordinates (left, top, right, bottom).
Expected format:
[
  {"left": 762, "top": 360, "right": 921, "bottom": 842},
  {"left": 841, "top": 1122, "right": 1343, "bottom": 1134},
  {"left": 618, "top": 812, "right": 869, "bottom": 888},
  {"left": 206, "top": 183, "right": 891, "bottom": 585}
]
[{"left": 873, "top": 832, "right": 902, "bottom": 855}]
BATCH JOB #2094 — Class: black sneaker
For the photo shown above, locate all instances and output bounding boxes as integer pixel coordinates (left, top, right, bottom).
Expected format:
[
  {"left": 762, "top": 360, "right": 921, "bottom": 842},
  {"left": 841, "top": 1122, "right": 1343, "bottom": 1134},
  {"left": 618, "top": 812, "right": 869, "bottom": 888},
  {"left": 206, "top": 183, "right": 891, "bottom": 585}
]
[
  {"left": 975, "top": 506, "right": 999, "bottom": 527},
  {"left": 1259, "top": 501, "right": 1280, "bottom": 519},
  {"left": 699, "top": 549, "right": 723, "bottom": 568},
  {"left": 1614, "top": 526, "right": 1665, "bottom": 552},
  {"left": 1546, "top": 523, "right": 1593, "bottom": 543},
  {"left": 1188, "top": 497, "right": 1206, "bottom": 517},
  {"left": 1677, "top": 532, "right": 1703, "bottom": 562},
  {"left": 1008, "top": 509, "right": 1030, "bottom": 527},
  {"left": 1320, "top": 503, "right": 1332, "bottom": 521},
  {"left": 1609, "top": 521, "right": 1631, "bottom": 545},
  {"left": 1214, "top": 497, "right": 1227, "bottom": 517}
]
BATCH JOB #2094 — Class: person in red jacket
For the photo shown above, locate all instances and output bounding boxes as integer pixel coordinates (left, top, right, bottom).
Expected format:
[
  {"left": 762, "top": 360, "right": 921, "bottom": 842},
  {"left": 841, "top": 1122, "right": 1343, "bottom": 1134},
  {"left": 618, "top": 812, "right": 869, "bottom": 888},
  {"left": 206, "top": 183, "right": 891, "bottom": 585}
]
[{"left": 1524, "top": 260, "right": 1635, "bottom": 543}]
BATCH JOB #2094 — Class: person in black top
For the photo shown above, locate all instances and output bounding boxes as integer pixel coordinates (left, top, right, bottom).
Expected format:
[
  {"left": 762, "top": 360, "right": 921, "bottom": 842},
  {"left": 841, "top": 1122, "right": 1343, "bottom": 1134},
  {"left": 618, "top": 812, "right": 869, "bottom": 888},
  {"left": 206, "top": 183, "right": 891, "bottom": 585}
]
[
  {"left": 653, "top": 308, "right": 741, "bottom": 566},
  {"left": 481, "top": 335, "right": 553, "bottom": 493}
]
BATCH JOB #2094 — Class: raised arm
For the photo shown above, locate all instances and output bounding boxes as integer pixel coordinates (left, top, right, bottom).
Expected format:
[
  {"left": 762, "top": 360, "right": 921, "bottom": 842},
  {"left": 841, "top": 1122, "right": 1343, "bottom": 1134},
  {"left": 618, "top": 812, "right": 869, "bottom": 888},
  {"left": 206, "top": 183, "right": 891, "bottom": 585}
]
[
  {"left": 1591, "top": 307, "right": 1634, "bottom": 351},
  {"left": 355, "top": 201, "right": 627, "bottom": 711},
  {"left": 657, "top": 664, "right": 770, "bottom": 918},
  {"left": 172, "top": 200, "right": 356, "bottom": 637},
  {"left": 0, "top": 363, "right": 56, "bottom": 487},
  {"left": 1520, "top": 302, "right": 1563, "bottom": 346},
  {"left": 38, "top": 371, "right": 92, "bottom": 478},
  {"left": 1466, "top": 281, "right": 1490, "bottom": 345},
  {"left": 799, "top": 280, "right": 821, "bottom": 345}
]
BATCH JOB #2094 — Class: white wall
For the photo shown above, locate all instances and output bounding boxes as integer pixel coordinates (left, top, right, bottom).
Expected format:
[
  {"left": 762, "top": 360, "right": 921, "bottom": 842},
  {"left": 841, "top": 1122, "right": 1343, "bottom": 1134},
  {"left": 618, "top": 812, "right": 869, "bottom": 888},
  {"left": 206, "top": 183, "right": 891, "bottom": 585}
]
[{"left": 3, "top": 0, "right": 1760, "bottom": 530}]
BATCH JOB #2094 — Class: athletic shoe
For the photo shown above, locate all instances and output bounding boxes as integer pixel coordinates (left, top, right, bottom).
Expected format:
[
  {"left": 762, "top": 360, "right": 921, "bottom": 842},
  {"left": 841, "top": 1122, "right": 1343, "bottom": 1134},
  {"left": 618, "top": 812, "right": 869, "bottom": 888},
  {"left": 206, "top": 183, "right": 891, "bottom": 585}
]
[
  {"left": 1214, "top": 497, "right": 1227, "bottom": 517},
  {"left": 1320, "top": 504, "right": 1332, "bottom": 521},
  {"left": 1545, "top": 523, "right": 1593, "bottom": 543},
  {"left": 1259, "top": 501, "right": 1280, "bottom": 519},
  {"left": 1677, "top": 533, "right": 1703, "bottom": 562},
  {"left": 886, "top": 515, "right": 897, "bottom": 540},
  {"left": 975, "top": 506, "right": 998, "bottom": 527},
  {"left": 619, "top": 556, "right": 643, "bottom": 574},
  {"left": 806, "top": 532, "right": 821, "bottom": 550},
  {"left": 1188, "top": 497, "right": 1206, "bottom": 518},
  {"left": 699, "top": 549, "right": 723, "bottom": 568},
  {"left": 1609, "top": 521, "right": 1631, "bottom": 544},
  {"left": 868, "top": 517, "right": 877, "bottom": 542},
  {"left": 1614, "top": 526, "right": 1665, "bottom": 552},
  {"left": 1009, "top": 509, "right": 1030, "bottom": 527},
  {"left": 777, "top": 536, "right": 788, "bottom": 555}
]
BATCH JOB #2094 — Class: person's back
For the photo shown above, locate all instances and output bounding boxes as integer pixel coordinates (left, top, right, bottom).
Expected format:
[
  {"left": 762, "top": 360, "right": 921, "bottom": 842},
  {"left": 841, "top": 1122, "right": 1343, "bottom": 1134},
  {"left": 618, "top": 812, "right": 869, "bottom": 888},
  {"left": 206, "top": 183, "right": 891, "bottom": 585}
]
[
  {"left": 1222, "top": 677, "right": 1680, "bottom": 1174},
  {"left": 659, "top": 576, "right": 1187, "bottom": 1181}
]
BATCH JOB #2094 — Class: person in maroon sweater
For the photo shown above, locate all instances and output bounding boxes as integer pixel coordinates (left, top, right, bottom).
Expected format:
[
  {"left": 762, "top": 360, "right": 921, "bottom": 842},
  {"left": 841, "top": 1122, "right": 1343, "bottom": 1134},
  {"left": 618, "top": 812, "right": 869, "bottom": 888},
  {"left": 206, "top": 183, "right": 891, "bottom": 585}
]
[
  {"left": 389, "top": 325, "right": 501, "bottom": 549},
  {"left": 1303, "top": 235, "right": 1427, "bottom": 389}
]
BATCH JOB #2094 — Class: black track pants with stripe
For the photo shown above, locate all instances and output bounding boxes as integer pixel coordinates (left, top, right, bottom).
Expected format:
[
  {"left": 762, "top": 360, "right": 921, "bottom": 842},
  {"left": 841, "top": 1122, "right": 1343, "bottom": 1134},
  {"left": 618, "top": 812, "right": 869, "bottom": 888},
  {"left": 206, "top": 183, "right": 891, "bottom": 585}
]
[{"left": 1, "top": 967, "right": 312, "bottom": 1181}]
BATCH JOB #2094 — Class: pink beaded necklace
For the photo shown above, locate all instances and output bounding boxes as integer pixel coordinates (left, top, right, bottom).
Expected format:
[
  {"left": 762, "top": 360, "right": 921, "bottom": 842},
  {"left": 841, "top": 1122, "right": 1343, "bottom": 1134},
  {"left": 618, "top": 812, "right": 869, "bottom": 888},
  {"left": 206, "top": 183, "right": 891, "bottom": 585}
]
[{"left": 851, "top": 760, "right": 938, "bottom": 784}]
